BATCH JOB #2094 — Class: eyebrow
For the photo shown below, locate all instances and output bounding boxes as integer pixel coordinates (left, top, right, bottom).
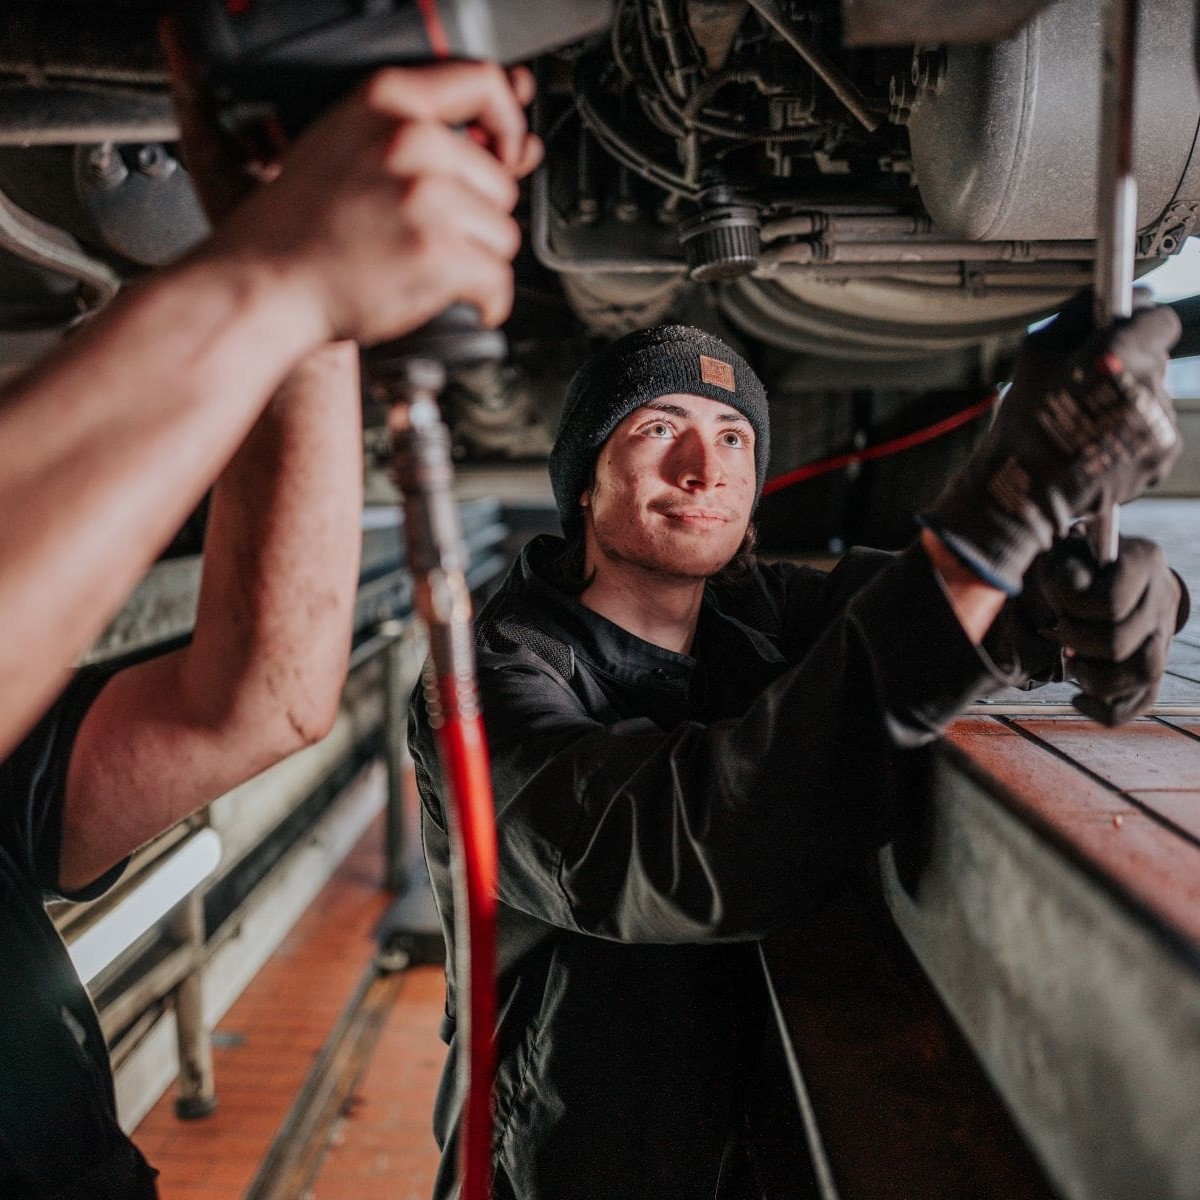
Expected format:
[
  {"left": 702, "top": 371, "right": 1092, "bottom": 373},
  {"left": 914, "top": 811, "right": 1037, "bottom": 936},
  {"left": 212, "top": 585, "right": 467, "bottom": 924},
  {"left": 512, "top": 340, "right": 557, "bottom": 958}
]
[{"left": 640, "top": 401, "right": 752, "bottom": 426}]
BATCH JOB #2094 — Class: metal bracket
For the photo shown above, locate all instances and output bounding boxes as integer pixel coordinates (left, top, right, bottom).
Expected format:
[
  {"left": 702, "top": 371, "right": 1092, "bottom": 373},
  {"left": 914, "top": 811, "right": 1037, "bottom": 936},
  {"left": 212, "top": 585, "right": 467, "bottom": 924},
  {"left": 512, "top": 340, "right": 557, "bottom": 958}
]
[{"left": 1138, "top": 199, "right": 1200, "bottom": 259}]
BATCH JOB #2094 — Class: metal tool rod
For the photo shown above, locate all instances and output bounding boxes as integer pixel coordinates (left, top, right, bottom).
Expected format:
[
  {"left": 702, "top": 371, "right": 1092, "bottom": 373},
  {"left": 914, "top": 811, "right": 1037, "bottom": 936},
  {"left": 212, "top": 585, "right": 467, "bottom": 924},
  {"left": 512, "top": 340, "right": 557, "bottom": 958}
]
[{"left": 1092, "top": 0, "right": 1139, "bottom": 564}]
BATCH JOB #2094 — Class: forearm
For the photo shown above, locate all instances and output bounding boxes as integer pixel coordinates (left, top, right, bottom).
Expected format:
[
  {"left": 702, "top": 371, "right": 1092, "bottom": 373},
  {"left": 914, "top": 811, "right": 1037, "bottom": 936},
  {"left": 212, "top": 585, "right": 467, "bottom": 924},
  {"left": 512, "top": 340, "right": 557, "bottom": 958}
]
[
  {"left": 185, "top": 340, "right": 362, "bottom": 745},
  {"left": 59, "top": 343, "right": 362, "bottom": 890},
  {"left": 920, "top": 527, "right": 1007, "bottom": 645},
  {"left": 0, "top": 248, "right": 326, "bottom": 756}
]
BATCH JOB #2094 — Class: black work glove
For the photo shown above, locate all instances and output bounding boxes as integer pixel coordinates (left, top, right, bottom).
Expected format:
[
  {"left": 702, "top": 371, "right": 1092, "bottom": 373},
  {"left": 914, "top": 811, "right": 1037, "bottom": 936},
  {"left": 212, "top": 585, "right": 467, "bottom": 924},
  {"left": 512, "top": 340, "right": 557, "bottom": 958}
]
[
  {"left": 1033, "top": 535, "right": 1190, "bottom": 725},
  {"left": 921, "top": 292, "right": 1181, "bottom": 595}
]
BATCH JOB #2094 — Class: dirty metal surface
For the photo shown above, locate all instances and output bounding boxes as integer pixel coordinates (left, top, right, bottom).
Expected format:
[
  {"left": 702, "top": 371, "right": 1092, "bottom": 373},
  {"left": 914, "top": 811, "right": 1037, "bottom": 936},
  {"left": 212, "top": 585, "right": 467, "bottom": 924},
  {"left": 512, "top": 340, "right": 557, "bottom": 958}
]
[
  {"left": 840, "top": 0, "right": 1056, "bottom": 45},
  {"left": 885, "top": 739, "right": 1200, "bottom": 1200}
]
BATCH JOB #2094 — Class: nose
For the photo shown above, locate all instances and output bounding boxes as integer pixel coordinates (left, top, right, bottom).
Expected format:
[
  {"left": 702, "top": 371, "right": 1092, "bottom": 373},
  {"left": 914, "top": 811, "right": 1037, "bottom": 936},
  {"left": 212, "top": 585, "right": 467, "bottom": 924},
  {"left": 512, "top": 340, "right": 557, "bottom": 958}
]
[{"left": 670, "top": 429, "right": 724, "bottom": 491}]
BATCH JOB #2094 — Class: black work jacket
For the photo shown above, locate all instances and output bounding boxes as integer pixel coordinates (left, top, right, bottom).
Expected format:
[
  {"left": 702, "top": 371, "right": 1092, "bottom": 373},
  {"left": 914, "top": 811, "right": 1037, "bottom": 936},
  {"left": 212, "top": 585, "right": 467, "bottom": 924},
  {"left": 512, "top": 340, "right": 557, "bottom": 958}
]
[{"left": 411, "top": 535, "right": 1020, "bottom": 1200}]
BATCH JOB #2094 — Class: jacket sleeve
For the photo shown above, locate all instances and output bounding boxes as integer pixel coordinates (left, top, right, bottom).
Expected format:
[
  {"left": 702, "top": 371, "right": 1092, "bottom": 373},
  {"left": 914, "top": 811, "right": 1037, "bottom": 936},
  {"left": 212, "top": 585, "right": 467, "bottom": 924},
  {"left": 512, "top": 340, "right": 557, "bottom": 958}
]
[
  {"left": 413, "top": 542, "right": 1010, "bottom": 945},
  {"left": 754, "top": 546, "right": 1065, "bottom": 688}
]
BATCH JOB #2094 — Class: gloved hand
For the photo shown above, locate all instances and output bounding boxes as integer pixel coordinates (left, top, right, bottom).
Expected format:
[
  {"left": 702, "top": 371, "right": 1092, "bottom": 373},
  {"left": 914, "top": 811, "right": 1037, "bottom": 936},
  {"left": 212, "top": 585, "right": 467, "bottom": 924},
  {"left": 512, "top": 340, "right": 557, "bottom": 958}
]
[
  {"left": 1034, "top": 535, "right": 1190, "bottom": 725},
  {"left": 921, "top": 292, "right": 1181, "bottom": 595}
]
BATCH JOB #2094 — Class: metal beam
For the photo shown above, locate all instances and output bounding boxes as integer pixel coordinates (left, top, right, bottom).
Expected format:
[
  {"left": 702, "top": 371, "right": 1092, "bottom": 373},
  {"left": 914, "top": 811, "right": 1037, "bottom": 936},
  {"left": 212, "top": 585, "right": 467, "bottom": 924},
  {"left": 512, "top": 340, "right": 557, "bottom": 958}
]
[{"left": 882, "top": 744, "right": 1200, "bottom": 1200}]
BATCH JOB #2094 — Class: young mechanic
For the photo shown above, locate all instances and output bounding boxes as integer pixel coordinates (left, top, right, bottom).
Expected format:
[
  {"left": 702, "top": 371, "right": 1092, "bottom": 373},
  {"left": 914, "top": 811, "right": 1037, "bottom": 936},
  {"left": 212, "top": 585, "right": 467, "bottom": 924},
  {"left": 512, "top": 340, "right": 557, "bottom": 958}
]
[
  {"left": 412, "top": 318, "right": 1189, "bottom": 1199},
  {"left": 0, "top": 61, "right": 540, "bottom": 1198}
]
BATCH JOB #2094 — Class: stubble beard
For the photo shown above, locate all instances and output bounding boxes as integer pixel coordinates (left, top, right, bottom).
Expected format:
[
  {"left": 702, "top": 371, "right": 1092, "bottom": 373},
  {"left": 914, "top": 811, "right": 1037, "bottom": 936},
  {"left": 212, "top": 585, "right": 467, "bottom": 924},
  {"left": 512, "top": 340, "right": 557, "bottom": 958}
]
[{"left": 592, "top": 519, "right": 737, "bottom": 582}]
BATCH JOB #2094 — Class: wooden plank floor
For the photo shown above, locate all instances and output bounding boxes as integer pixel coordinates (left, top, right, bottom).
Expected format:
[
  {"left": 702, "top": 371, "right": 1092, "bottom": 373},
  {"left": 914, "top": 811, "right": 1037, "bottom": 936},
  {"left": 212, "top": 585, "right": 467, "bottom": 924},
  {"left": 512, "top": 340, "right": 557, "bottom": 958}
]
[{"left": 133, "top": 815, "right": 447, "bottom": 1199}]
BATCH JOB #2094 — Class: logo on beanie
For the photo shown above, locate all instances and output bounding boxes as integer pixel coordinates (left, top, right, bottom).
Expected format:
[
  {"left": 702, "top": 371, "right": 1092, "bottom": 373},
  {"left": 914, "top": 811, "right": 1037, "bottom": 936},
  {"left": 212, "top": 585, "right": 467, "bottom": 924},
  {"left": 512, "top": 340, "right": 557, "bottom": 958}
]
[{"left": 699, "top": 355, "right": 735, "bottom": 392}]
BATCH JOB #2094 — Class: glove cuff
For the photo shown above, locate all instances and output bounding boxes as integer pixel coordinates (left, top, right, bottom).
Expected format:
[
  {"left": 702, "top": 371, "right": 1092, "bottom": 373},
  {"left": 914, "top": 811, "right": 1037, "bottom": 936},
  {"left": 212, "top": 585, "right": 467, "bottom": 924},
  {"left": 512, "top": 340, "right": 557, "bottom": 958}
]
[
  {"left": 915, "top": 515, "right": 1025, "bottom": 597},
  {"left": 919, "top": 452, "right": 1056, "bottom": 596}
]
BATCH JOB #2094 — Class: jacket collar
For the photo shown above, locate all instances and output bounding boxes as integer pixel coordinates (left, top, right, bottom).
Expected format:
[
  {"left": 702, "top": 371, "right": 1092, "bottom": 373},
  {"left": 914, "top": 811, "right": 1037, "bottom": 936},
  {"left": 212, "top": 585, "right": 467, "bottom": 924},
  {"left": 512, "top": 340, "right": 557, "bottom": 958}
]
[{"left": 512, "top": 535, "right": 785, "bottom": 691}]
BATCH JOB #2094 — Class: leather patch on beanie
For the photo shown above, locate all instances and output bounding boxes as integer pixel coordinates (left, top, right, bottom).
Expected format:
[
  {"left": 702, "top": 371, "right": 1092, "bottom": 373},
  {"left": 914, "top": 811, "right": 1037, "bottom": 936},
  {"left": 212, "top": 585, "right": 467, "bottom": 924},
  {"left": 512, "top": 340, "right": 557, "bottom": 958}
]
[{"left": 699, "top": 354, "right": 735, "bottom": 392}]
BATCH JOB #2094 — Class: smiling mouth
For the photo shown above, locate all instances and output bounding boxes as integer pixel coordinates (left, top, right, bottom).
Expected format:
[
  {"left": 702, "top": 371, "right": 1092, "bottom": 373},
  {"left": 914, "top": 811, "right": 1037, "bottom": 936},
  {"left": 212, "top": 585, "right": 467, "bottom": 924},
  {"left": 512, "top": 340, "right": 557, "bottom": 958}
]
[{"left": 655, "top": 506, "right": 734, "bottom": 525}]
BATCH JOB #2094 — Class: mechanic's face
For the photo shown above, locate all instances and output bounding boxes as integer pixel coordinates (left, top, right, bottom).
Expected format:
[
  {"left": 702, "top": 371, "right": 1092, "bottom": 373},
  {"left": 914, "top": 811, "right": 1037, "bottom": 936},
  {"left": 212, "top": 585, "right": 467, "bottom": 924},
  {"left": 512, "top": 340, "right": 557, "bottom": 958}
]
[{"left": 581, "top": 393, "right": 756, "bottom": 581}]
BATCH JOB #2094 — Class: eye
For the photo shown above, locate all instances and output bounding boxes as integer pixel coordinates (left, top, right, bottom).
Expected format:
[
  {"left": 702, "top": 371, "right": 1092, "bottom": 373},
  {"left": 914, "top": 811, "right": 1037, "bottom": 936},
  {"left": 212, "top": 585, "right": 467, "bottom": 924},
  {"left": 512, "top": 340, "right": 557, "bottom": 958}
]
[
  {"left": 642, "top": 420, "right": 674, "bottom": 438},
  {"left": 720, "top": 429, "right": 748, "bottom": 448}
]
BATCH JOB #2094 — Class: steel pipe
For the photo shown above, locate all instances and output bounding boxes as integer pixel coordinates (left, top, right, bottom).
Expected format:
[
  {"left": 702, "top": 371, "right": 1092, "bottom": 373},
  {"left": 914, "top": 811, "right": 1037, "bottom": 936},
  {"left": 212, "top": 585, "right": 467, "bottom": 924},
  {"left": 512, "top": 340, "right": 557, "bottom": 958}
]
[
  {"left": 0, "top": 182, "right": 120, "bottom": 307},
  {"left": 0, "top": 85, "right": 178, "bottom": 145},
  {"left": 757, "top": 238, "right": 1101, "bottom": 272},
  {"left": 745, "top": 0, "right": 882, "bottom": 132},
  {"left": 530, "top": 163, "right": 689, "bottom": 275}
]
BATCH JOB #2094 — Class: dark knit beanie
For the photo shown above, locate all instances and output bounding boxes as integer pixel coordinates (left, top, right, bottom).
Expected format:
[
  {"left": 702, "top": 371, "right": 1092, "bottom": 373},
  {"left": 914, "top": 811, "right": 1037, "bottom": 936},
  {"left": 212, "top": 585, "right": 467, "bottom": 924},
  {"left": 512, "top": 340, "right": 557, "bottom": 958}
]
[{"left": 549, "top": 325, "right": 770, "bottom": 536}]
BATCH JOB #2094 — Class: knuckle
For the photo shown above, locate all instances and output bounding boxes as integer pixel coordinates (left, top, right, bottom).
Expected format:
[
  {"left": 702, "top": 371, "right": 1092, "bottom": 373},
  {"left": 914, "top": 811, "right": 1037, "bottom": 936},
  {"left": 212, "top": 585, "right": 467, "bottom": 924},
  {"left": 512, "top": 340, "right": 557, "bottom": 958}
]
[
  {"left": 404, "top": 172, "right": 444, "bottom": 213},
  {"left": 363, "top": 69, "right": 432, "bottom": 119},
  {"left": 361, "top": 70, "right": 400, "bottom": 112},
  {"left": 1110, "top": 626, "right": 1140, "bottom": 662},
  {"left": 385, "top": 121, "right": 426, "bottom": 166},
  {"left": 481, "top": 60, "right": 509, "bottom": 94},
  {"left": 501, "top": 213, "right": 522, "bottom": 256}
]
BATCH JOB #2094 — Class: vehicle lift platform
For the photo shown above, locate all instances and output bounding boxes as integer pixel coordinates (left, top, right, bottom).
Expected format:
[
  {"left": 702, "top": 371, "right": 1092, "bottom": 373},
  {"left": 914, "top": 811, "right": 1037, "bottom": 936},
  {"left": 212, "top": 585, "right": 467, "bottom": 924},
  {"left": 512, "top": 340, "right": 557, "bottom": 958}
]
[{"left": 762, "top": 499, "right": 1200, "bottom": 1200}]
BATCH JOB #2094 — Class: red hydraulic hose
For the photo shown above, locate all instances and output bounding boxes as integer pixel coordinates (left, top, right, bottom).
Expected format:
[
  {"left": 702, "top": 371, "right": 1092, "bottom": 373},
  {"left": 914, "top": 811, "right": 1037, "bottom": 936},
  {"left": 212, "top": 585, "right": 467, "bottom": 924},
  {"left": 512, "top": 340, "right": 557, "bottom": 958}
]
[
  {"left": 433, "top": 703, "right": 498, "bottom": 1200},
  {"left": 762, "top": 389, "right": 1001, "bottom": 497},
  {"left": 389, "top": 362, "right": 497, "bottom": 1200}
]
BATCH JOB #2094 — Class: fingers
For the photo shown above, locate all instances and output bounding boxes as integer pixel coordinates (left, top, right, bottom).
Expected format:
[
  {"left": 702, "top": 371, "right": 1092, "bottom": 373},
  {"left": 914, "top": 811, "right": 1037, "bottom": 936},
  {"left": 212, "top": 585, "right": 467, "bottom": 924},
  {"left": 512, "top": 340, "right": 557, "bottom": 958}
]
[
  {"left": 1041, "top": 537, "right": 1180, "bottom": 661},
  {"left": 508, "top": 66, "right": 536, "bottom": 108},
  {"left": 406, "top": 232, "right": 516, "bottom": 330},
  {"left": 1071, "top": 624, "right": 1167, "bottom": 690},
  {"left": 1036, "top": 534, "right": 1182, "bottom": 729},
  {"left": 1110, "top": 303, "right": 1182, "bottom": 368},
  {"left": 361, "top": 61, "right": 533, "bottom": 174},
  {"left": 402, "top": 172, "right": 521, "bottom": 262},
  {"left": 208, "top": 59, "right": 533, "bottom": 346},
  {"left": 384, "top": 121, "right": 520, "bottom": 210},
  {"left": 1070, "top": 630, "right": 1163, "bottom": 725},
  {"left": 1072, "top": 683, "right": 1157, "bottom": 727},
  {"left": 1055, "top": 609, "right": 1149, "bottom": 663},
  {"left": 512, "top": 132, "right": 545, "bottom": 180},
  {"left": 1040, "top": 537, "right": 1164, "bottom": 623}
]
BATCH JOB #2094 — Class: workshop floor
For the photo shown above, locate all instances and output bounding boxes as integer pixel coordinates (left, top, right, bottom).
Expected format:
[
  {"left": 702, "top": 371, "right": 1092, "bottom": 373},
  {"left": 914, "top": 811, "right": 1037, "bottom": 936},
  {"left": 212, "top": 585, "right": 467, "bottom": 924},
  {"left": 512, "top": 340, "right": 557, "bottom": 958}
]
[{"left": 132, "top": 814, "right": 447, "bottom": 1199}]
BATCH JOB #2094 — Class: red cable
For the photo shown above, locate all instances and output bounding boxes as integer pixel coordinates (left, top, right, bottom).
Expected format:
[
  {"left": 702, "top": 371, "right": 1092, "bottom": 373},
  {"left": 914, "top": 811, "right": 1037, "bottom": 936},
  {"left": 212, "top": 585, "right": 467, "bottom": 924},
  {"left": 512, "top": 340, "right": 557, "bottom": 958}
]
[
  {"left": 416, "top": 0, "right": 452, "bottom": 57},
  {"left": 435, "top": 704, "right": 498, "bottom": 1200},
  {"left": 761, "top": 390, "right": 1001, "bottom": 497}
]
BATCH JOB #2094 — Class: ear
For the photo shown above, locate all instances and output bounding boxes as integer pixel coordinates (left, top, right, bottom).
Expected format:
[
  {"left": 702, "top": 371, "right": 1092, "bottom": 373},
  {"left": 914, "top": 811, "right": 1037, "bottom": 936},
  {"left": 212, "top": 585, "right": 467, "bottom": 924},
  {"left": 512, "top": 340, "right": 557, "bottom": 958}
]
[{"left": 579, "top": 487, "right": 591, "bottom": 510}]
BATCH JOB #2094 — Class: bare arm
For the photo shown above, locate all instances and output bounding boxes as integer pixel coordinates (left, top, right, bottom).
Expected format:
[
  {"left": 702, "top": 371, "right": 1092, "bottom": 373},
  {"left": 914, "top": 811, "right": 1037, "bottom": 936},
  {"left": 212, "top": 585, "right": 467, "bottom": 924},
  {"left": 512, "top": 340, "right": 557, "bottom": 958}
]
[
  {"left": 920, "top": 527, "right": 1007, "bottom": 645},
  {"left": 0, "top": 254, "right": 325, "bottom": 757},
  {"left": 0, "top": 61, "right": 538, "bottom": 763},
  {"left": 59, "top": 342, "right": 361, "bottom": 891}
]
